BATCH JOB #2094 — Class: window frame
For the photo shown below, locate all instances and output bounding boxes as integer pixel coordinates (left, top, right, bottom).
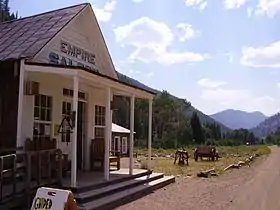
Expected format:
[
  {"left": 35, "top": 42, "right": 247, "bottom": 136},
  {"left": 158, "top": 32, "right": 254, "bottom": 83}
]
[
  {"left": 33, "top": 94, "right": 53, "bottom": 141},
  {"left": 94, "top": 105, "right": 106, "bottom": 141}
]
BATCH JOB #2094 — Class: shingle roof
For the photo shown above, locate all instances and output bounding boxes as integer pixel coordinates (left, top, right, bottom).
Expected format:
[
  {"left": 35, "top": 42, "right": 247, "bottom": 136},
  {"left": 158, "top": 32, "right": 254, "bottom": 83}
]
[{"left": 0, "top": 3, "right": 87, "bottom": 61}]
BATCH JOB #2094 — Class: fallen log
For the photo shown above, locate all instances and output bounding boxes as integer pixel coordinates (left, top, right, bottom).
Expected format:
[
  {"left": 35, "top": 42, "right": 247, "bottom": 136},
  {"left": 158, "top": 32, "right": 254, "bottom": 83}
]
[
  {"left": 223, "top": 163, "right": 240, "bottom": 171},
  {"left": 197, "top": 168, "right": 216, "bottom": 178}
]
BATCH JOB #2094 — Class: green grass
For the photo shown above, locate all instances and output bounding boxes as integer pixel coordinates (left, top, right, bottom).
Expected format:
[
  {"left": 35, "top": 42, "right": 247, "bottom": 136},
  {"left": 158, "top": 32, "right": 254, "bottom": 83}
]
[{"left": 135, "top": 145, "right": 271, "bottom": 176}]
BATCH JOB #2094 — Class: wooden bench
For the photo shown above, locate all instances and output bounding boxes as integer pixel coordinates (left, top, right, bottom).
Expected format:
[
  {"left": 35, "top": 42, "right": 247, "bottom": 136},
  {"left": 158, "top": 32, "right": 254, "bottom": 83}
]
[{"left": 90, "top": 139, "right": 120, "bottom": 171}]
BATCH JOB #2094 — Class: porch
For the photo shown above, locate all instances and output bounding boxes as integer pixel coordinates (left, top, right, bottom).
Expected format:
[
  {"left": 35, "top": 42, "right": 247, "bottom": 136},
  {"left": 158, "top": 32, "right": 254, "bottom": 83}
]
[
  {"left": 62, "top": 168, "right": 149, "bottom": 190},
  {"left": 16, "top": 61, "right": 154, "bottom": 187},
  {"left": 61, "top": 168, "right": 175, "bottom": 210}
]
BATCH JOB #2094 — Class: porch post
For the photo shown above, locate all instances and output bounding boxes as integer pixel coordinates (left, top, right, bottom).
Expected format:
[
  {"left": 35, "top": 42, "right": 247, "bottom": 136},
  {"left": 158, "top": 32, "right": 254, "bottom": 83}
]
[
  {"left": 104, "top": 87, "right": 111, "bottom": 181},
  {"left": 16, "top": 60, "right": 25, "bottom": 147},
  {"left": 129, "top": 95, "right": 135, "bottom": 175},
  {"left": 71, "top": 75, "right": 79, "bottom": 187},
  {"left": 147, "top": 98, "right": 153, "bottom": 170}
]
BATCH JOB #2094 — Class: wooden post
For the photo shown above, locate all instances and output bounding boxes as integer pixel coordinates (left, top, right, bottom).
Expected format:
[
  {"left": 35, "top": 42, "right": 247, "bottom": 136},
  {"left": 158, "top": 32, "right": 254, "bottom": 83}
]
[
  {"left": 16, "top": 60, "right": 25, "bottom": 147},
  {"left": 129, "top": 95, "right": 135, "bottom": 175},
  {"left": 25, "top": 153, "right": 31, "bottom": 207},
  {"left": 148, "top": 99, "right": 153, "bottom": 170},
  {"left": 104, "top": 87, "right": 111, "bottom": 181},
  {"left": 71, "top": 75, "right": 79, "bottom": 187},
  {"left": 57, "top": 149, "right": 63, "bottom": 186}
]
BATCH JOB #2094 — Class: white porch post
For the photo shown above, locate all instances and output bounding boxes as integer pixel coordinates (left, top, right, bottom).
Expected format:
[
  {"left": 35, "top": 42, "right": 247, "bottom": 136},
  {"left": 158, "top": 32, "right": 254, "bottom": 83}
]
[
  {"left": 71, "top": 75, "right": 79, "bottom": 187},
  {"left": 104, "top": 87, "right": 111, "bottom": 181},
  {"left": 129, "top": 95, "right": 135, "bottom": 175},
  {"left": 16, "top": 60, "right": 25, "bottom": 147},
  {"left": 148, "top": 98, "right": 153, "bottom": 170}
]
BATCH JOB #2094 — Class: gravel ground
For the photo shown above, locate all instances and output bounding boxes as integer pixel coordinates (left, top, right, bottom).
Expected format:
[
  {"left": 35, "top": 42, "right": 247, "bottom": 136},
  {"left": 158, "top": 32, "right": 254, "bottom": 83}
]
[{"left": 117, "top": 146, "right": 279, "bottom": 210}]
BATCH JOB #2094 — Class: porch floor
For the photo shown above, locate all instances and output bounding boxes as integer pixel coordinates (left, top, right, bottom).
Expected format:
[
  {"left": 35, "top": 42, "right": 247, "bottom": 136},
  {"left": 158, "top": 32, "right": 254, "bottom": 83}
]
[{"left": 62, "top": 168, "right": 148, "bottom": 188}]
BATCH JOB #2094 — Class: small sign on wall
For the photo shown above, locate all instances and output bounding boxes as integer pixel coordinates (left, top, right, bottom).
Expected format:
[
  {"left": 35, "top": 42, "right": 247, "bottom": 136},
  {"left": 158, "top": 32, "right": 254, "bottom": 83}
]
[{"left": 54, "top": 124, "right": 60, "bottom": 136}]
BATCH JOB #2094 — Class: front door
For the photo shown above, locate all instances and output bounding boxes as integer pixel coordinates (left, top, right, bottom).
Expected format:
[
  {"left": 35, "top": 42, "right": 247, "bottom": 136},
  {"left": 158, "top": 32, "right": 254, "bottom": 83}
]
[{"left": 77, "top": 101, "right": 86, "bottom": 170}]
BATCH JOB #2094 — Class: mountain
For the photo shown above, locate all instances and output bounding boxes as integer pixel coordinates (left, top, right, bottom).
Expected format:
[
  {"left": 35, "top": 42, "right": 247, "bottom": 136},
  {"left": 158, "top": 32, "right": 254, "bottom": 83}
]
[
  {"left": 185, "top": 107, "right": 231, "bottom": 132},
  {"left": 117, "top": 71, "right": 231, "bottom": 132},
  {"left": 210, "top": 109, "right": 267, "bottom": 130},
  {"left": 250, "top": 113, "right": 280, "bottom": 138}
]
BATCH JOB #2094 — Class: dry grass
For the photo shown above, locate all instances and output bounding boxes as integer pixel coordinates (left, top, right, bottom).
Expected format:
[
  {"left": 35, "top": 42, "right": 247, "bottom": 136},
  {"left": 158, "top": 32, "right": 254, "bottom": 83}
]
[{"left": 136, "top": 145, "right": 271, "bottom": 176}]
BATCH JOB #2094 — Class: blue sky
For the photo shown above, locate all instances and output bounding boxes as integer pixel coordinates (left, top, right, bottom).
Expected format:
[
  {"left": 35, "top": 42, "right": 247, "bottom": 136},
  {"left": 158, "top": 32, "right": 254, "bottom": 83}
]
[{"left": 9, "top": 0, "right": 280, "bottom": 116}]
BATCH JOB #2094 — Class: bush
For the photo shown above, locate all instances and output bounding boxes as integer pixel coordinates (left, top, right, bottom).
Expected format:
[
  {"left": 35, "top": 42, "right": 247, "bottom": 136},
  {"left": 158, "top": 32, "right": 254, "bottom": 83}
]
[{"left": 255, "top": 145, "right": 271, "bottom": 156}]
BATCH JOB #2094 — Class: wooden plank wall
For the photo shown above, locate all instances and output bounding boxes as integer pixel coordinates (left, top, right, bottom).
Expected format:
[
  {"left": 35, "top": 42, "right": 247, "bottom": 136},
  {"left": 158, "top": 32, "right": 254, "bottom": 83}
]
[{"left": 0, "top": 61, "right": 20, "bottom": 155}]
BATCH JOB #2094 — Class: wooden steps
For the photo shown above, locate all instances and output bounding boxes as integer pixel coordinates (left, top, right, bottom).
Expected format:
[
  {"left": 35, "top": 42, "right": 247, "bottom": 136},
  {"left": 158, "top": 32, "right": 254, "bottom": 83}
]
[{"left": 76, "top": 172, "right": 175, "bottom": 210}]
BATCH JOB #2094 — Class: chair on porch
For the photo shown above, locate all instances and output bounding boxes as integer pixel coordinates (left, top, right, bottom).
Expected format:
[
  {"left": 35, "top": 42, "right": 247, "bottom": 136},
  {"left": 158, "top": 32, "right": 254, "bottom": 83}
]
[{"left": 90, "top": 139, "right": 120, "bottom": 171}]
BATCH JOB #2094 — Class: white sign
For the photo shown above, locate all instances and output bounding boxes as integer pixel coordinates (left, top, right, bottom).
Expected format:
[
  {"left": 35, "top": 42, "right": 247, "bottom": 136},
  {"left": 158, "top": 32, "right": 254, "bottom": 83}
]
[{"left": 31, "top": 187, "right": 71, "bottom": 210}]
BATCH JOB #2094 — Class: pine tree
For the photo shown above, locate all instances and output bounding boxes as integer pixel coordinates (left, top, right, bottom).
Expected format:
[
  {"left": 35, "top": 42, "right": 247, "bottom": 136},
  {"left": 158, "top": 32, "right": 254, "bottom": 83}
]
[
  {"left": 0, "top": 0, "right": 17, "bottom": 22},
  {"left": 190, "top": 112, "right": 205, "bottom": 144}
]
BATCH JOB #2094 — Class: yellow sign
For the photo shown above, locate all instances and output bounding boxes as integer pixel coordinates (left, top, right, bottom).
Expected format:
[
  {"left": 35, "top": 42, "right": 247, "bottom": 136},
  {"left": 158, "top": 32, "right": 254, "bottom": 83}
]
[
  {"left": 54, "top": 124, "right": 60, "bottom": 136},
  {"left": 33, "top": 197, "right": 52, "bottom": 210}
]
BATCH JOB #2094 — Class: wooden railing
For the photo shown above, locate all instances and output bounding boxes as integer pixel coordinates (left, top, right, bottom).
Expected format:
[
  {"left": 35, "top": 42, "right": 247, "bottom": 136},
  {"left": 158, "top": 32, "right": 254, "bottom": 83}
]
[{"left": 0, "top": 149, "right": 63, "bottom": 208}]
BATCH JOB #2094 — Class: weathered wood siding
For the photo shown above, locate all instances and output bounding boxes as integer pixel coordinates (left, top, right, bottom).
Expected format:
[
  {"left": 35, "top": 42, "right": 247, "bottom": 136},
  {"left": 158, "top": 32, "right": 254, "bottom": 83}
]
[{"left": 0, "top": 61, "right": 19, "bottom": 154}]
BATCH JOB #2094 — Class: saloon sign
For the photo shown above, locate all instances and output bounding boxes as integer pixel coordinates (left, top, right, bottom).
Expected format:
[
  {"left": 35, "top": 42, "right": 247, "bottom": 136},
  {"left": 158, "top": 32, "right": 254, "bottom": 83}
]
[{"left": 49, "top": 40, "right": 98, "bottom": 72}]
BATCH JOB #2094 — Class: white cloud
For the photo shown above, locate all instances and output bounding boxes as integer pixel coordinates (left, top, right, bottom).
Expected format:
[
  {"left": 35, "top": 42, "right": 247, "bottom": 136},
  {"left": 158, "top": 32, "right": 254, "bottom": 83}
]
[
  {"left": 132, "top": 0, "right": 144, "bottom": 2},
  {"left": 277, "top": 82, "right": 280, "bottom": 88},
  {"left": 240, "top": 41, "right": 280, "bottom": 68},
  {"left": 91, "top": 0, "right": 116, "bottom": 22},
  {"left": 185, "top": 0, "right": 208, "bottom": 10},
  {"left": 197, "top": 78, "right": 227, "bottom": 88},
  {"left": 113, "top": 17, "right": 208, "bottom": 65},
  {"left": 254, "top": 0, "right": 280, "bottom": 17},
  {"left": 247, "top": 7, "right": 253, "bottom": 17},
  {"left": 224, "top": 0, "right": 248, "bottom": 9},
  {"left": 175, "top": 23, "right": 201, "bottom": 42},
  {"left": 201, "top": 88, "right": 278, "bottom": 115}
]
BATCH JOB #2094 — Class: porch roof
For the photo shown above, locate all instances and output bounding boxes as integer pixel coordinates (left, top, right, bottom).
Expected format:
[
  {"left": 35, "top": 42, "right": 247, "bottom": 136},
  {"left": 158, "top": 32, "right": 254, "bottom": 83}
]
[
  {"left": 112, "top": 123, "right": 135, "bottom": 134},
  {"left": 24, "top": 61, "right": 156, "bottom": 99}
]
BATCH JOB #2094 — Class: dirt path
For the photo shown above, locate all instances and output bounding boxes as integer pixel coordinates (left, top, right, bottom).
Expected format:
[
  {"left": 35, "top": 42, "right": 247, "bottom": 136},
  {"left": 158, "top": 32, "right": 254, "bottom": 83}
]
[{"left": 117, "top": 146, "right": 280, "bottom": 210}]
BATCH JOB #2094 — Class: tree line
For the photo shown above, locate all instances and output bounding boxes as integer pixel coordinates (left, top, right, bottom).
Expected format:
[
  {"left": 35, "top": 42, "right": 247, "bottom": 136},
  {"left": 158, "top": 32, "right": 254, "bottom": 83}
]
[
  {"left": 113, "top": 91, "right": 259, "bottom": 149},
  {"left": 265, "top": 130, "right": 280, "bottom": 145},
  {"left": 0, "top": 0, "right": 18, "bottom": 22}
]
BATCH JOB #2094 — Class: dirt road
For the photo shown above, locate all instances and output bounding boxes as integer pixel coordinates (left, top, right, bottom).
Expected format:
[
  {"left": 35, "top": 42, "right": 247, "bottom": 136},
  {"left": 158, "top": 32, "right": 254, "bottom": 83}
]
[{"left": 118, "top": 146, "right": 280, "bottom": 210}]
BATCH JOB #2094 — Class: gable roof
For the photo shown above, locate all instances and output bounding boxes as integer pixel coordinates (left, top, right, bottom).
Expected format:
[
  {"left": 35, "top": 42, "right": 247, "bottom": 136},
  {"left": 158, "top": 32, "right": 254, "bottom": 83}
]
[{"left": 0, "top": 3, "right": 87, "bottom": 61}]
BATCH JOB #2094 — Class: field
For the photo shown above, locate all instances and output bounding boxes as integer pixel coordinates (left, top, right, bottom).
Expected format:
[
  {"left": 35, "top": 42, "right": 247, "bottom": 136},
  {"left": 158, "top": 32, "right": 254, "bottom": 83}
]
[{"left": 134, "top": 145, "right": 271, "bottom": 176}]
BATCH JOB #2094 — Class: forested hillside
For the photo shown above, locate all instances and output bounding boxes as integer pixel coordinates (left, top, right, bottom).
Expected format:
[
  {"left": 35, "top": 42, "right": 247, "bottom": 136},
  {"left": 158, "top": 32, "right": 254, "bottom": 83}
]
[
  {"left": 250, "top": 113, "right": 280, "bottom": 138},
  {"left": 114, "top": 73, "right": 258, "bottom": 148}
]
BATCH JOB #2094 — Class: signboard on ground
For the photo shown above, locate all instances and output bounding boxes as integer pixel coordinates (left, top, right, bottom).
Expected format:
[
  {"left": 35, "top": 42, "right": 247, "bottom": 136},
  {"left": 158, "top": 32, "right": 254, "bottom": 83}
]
[{"left": 31, "top": 187, "right": 76, "bottom": 210}]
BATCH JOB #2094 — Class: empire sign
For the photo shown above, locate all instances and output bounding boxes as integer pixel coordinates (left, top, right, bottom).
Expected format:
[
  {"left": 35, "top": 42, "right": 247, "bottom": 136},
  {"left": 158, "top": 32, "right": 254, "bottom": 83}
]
[{"left": 48, "top": 40, "right": 98, "bottom": 72}]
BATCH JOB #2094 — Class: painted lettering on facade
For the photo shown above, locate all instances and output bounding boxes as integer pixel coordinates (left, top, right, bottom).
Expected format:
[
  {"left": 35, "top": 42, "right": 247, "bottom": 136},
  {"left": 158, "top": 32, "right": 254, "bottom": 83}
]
[
  {"left": 47, "top": 40, "right": 98, "bottom": 73},
  {"left": 48, "top": 52, "right": 98, "bottom": 73},
  {"left": 60, "top": 40, "right": 95, "bottom": 65}
]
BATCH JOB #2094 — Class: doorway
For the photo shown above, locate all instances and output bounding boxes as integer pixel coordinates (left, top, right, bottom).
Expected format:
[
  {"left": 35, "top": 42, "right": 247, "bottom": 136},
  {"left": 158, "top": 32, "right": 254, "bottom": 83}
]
[{"left": 77, "top": 101, "right": 86, "bottom": 170}]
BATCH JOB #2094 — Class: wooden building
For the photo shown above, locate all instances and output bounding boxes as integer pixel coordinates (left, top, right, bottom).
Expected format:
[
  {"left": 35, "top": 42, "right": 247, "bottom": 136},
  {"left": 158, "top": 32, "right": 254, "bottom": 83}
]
[
  {"left": 0, "top": 3, "right": 154, "bottom": 187},
  {"left": 111, "top": 123, "right": 135, "bottom": 157}
]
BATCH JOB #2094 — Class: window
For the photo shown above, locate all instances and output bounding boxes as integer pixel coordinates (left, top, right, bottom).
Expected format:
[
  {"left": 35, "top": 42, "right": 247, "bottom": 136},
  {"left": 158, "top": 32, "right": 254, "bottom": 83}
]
[
  {"left": 61, "top": 101, "right": 72, "bottom": 142},
  {"left": 94, "top": 105, "right": 106, "bottom": 141},
  {"left": 122, "top": 137, "right": 128, "bottom": 154},
  {"left": 95, "top": 105, "right": 105, "bottom": 126},
  {"left": 33, "top": 94, "right": 52, "bottom": 141},
  {"left": 63, "top": 88, "right": 87, "bottom": 100}
]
